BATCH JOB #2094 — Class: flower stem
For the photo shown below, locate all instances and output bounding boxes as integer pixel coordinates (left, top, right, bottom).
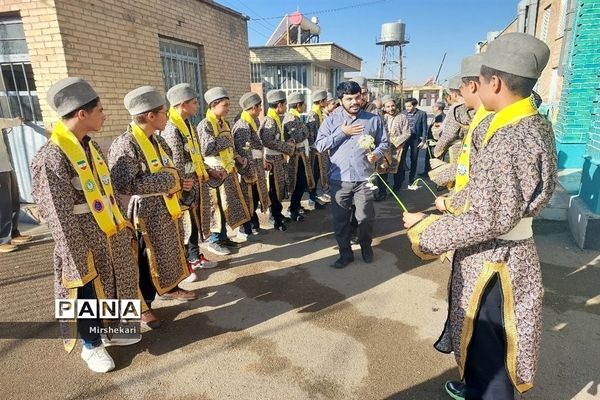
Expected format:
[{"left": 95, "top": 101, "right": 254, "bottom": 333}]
[{"left": 372, "top": 172, "right": 408, "bottom": 212}]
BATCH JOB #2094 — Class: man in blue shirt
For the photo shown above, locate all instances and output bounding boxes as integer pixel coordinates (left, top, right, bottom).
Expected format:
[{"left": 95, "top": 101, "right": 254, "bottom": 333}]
[
  {"left": 397, "top": 97, "right": 428, "bottom": 190},
  {"left": 315, "top": 81, "right": 389, "bottom": 268}
]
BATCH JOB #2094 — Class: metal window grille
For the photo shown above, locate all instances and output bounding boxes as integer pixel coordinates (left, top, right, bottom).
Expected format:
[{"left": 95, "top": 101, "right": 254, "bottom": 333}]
[{"left": 159, "top": 38, "right": 204, "bottom": 124}]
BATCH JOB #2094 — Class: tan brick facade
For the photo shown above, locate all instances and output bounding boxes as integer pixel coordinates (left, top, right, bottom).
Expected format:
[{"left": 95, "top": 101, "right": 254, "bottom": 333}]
[
  {"left": 250, "top": 43, "right": 362, "bottom": 71},
  {"left": 535, "top": 0, "right": 565, "bottom": 107},
  {"left": 0, "top": 0, "right": 250, "bottom": 149}
]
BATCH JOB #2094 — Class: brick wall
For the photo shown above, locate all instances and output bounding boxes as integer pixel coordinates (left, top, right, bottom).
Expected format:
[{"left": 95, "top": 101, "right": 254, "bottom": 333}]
[
  {"left": 0, "top": 0, "right": 69, "bottom": 128},
  {"left": 1, "top": 0, "right": 250, "bottom": 150},
  {"left": 554, "top": 0, "right": 600, "bottom": 143},
  {"left": 535, "top": 0, "right": 565, "bottom": 105}
]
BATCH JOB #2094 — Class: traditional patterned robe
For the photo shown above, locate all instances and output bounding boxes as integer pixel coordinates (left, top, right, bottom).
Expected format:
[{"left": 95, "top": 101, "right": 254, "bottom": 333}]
[
  {"left": 282, "top": 112, "right": 315, "bottom": 193},
  {"left": 408, "top": 113, "right": 557, "bottom": 392},
  {"left": 108, "top": 129, "right": 189, "bottom": 295},
  {"left": 31, "top": 139, "right": 142, "bottom": 353},
  {"left": 430, "top": 103, "right": 475, "bottom": 188},
  {"left": 259, "top": 114, "right": 295, "bottom": 201},
  {"left": 380, "top": 112, "right": 411, "bottom": 174},
  {"left": 232, "top": 117, "right": 271, "bottom": 212},
  {"left": 306, "top": 109, "right": 330, "bottom": 191},
  {"left": 196, "top": 118, "right": 250, "bottom": 231},
  {"left": 160, "top": 120, "right": 211, "bottom": 240}
]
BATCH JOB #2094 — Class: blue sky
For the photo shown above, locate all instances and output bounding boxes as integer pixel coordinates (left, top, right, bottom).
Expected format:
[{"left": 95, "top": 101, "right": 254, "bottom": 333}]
[{"left": 217, "top": 0, "right": 518, "bottom": 85}]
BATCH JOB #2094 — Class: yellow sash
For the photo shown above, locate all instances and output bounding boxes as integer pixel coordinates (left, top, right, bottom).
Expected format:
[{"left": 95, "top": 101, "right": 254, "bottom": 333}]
[
  {"left": 130, "top": 123, "right": 182, "bottom": 219},
  {"left": 483, "top": 95, "right": 538, "bottom": 146},
  {"left": 454, "top": 106, "right": 494, "bottom": 191},
  {"left": 311, "top": 104, "right": 323, "bottom": 124},
  {"left": 267, "top": 107, "right": 283, "bottom": 141},
  {"left": 168, "top": 107, "right": 209, "bottom": 182},
  {"left": 240, "top": 110, "right": 258, "bottom": 133},
  {"left": 206, "top": 109, "right": 236, "bottom": 173},
  {"left": 50, "top": 121, "right": 126, "bottom": 237}
]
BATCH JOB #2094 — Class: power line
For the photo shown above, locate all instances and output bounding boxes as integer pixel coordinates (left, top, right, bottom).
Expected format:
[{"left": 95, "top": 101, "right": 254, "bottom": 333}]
[
  {"left": 234, "top": 0, "right": 278, "bottom": 31},
  {"left": 252, "top": 0, "right": 392, "bottom": 21}
]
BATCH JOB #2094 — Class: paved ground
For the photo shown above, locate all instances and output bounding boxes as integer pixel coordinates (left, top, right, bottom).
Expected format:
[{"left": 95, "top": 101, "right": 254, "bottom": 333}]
[{"left": 0, "top": 186, "right": 599, "bottom": 400}]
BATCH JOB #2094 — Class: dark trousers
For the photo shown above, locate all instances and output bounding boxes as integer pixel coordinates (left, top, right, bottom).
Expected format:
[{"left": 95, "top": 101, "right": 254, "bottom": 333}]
[
  {"left": 465, "top": 276, "right": 514, "bottom": 400},
  {"left": 0, "top": 170, "right": 21, "bottom": 245},
  {"left": 138, "top": 234, "right": 159, "bottom": 307},
  {"left": 330, "top": 180, "right": 375, "bottom": 260},
  {"left": 241, "top": 183, "right": 260, "bottom": 235},
  {"left": 209, "top": 186, "right": 227, "bottom": 243},
  {"left": 77, "top": 281, "right": 102, "bottom": 348},
  {"left": 309, "top": 154, "right": 321, "bottom": 201},
  {"left": 423, "top": 144, "right": 433, "bottom": 174},
  {"left": 186, "top": 212, "right": 200, "bottom": 262},
  {"left": 290, "top": 157, "right": 308, "bottom": 213},
  {"left": 394, "top": 137, "right": 420, "bottom": 190},
  {"left": 268, "top": 172, "right": 284, "bottom": 224}
]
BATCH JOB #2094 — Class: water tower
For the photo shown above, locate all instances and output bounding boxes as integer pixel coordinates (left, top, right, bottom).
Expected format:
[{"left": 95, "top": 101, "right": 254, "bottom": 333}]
[{"left": 376, "top": 21, "right": 409, "bottom": 99}]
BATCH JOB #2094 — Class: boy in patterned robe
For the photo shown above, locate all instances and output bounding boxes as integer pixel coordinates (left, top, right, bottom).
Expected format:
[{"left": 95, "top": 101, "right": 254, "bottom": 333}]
[
  {"left": 31, "top": 78, "right": 142, "bottom": 373},
  {"left": 109, "top": 86, "right": 196, "bottom": 330},
  {"left": 232, "top": 92, "right": 271, "bottom": 238},
  {"left": 403, "top": 34, "right": 556, "bottom": 399}
]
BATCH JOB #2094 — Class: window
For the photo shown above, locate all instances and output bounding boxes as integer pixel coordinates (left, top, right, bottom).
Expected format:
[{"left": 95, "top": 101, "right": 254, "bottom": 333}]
[
  {"left": 556, "top": 0, "right": 568, "bottom": 38},
  {"left": 159, "top": 38, "right": 204, "bottom": 123},
  {"left": 540, "top": 5, "right": 552, "bottom": 42},
  {"left": 313, "top": 65, "right": 328, "bottom": 90},
  {"left": 0, "top": 16, "right": 41, "bottom": 121}
]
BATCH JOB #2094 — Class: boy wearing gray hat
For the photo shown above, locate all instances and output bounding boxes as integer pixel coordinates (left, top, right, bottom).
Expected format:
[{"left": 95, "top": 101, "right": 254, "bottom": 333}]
[
  {"left": 260, "top": 89, "right": 296, "bottom": 231},
  {"left": 377, "top": 95, "right": 410, "bottom": 201},
  {"left": 306, "top": 89, "right": 330, "bottom": 210},
  {"left": 196, "top": 87, "right": 250, "bottom": 255},
  {"left": 283, "top": 92, "right": 315, "bottom": 221},
  {"left": 31, "top": 77, "right": 142, "bottom": 373},
  {"left": 161, "top": 83, "right": 218, "bottom": 277},
  {"left": 323, "top": 92, "right": 339, "bottom": 117},
  {"left": 232, "top": 92, "right": 271, "bottom": 238},
  {"left": 109, "top": 85, "right": 197, "bottom": 329},
  {"left": 404, "top": 33, "right": 557, "bottom": 399}
]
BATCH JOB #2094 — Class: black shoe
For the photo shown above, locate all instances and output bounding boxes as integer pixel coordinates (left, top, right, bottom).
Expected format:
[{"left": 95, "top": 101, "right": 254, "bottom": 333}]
[
  {"left": 274, "top": 222, "right": 287, "bottom": 231},
  {"left": 298, "top": 206, "right": 310, "bottom": 214},
  {"left": 289, "top": 212, "right": 305, "bottom": 222},
  {"left": 281, "top": 216, "right": 292, "bottom": 223},
  {"left": 219, "top": 238, "right": 242, "bottom": 249},
  {"left": 350, "top": 235, "right": 359, "bottom": 245},
  {"left": 361, "top": 246, "right": 374, "bottom": 263},
  {"left": 331, "top": 256, "right": 354, "bottom": 269},
  {"left": 444, "top": 380, "right": 465, "bottom": 400},
  {"left": 313, "top": 201, "right": 326, "bottom": 209}
]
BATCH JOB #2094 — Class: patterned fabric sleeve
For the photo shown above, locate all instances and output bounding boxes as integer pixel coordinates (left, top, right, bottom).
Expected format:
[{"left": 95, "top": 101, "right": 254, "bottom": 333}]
[
  {"left": 306, "top": 111, "right": 319, "bottom": 146},
  {"left": 259, "top": 117, "right": 294, "bottom": 154},
  {"left": 433, "top": 108, "right": 463, "bottom": 158},
  {"left": 160, "top": 122, "right": 187, "bottom": 177},
  {"left": 30, "top": 145, "right": 88, "bottom": 274},
  {"left": 108, "top": 133, "right": 178, "bottom": 196},
  {"left": 197, "top": 119, "right": 232, "bottom": 157},
  {"left": 389, "top": 113, "right": 411, "bottom": 147},
  {"left": 282, "top": 113, "right": 309, "bottom": 143},
  {"left": 415, "top": 117, "right": 556, "bottom": 255},
  {"left": 232, "top": 120, "right": 255, "bottom": 179}
]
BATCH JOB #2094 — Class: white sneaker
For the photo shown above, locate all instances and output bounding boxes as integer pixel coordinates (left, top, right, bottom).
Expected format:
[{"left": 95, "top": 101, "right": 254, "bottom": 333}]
[
  {"left": 318, "top": 193, "right": 331, "bottom": 203},
  {"left": 81, "top": 344, "right": 115, "bottom": 373},
  {"left": 251, "top": 228, "right": 259, "bottom": 235},
  {"left": 307, "top": 199, "right": 316, "bottom": 210},
  {"left": 101, "top": 334, "right": 142, "bottom": 347},
  {"left": 407, "top": 184, "right": 419, "bottom": 190},
  {"left": 182, "top": 271, "right": 200, "bottom": 283}
]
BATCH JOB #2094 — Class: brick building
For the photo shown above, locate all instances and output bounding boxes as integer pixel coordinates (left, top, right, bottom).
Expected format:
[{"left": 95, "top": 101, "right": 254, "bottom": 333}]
[{"left": 0, "top": 0, "right": 250, "bottom": 201}]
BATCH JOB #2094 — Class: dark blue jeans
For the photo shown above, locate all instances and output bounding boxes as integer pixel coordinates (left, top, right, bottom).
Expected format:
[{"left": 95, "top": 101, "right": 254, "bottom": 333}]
[{"left": 77, "top": 282, "right": 102, "bottom": 349}]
